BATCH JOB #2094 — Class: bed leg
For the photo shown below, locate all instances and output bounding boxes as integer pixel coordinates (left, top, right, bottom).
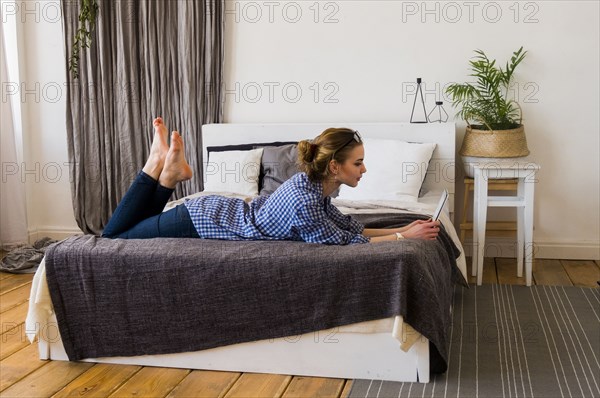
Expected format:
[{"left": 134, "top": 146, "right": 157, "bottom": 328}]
[
  {"left": 415, "top": 337, "right": 430, "bottom": 383},
  {"left": 38, "top": 334, "right": 50, "bottom": 360},
  {"left": 36, "top": 314, "right": 60, "bottom": 360}
]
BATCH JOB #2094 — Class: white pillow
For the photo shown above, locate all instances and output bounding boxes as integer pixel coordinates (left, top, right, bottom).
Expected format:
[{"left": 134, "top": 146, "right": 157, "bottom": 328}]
[
  {"left": 338, "top": 139, "right": 436, "bottom": 202},
  {"left": 203, "top": 148, "right": 264, "bottom": 196}
]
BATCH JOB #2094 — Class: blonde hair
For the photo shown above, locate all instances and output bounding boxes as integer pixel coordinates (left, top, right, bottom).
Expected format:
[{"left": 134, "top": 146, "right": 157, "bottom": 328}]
[{"left": 297, "top": 127, "right": 362, "bottom": 182}]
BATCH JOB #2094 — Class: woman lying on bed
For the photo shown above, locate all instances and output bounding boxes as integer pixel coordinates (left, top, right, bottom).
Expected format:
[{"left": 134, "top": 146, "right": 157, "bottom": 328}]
[{"left": 102, "top": 118, "right": 441, "bottom": 244}]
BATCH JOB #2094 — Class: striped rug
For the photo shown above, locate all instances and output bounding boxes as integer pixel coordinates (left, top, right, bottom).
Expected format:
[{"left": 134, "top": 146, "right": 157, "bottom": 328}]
[{"left": 349, "top": 285, "right": 600, "bottom": 398}]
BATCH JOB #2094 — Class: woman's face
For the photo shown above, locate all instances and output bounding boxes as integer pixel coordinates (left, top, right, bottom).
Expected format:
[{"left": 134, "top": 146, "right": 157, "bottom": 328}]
[{"left": 335, "top": 144, "right": 367, "bottom": 187}]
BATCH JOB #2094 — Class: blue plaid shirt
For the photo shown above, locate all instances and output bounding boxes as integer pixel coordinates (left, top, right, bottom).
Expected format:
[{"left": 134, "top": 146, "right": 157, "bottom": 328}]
[{"left": 185, "top": 173, "right": 369, "bottom": 244}]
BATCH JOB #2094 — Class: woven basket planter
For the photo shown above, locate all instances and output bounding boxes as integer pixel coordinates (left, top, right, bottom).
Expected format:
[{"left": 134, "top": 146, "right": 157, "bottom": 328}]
[{"left": 459, "top": 125, "right": 530, "bottom": 158}]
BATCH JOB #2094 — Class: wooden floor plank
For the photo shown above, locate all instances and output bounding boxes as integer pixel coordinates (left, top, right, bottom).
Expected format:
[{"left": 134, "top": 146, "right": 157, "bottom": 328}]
[
  {"left": 340, "top": 380, "right": 353, "bottom": 398},
  {"left": 0, "top": 273, "right": 33, "bottom": 294},
  {"left": 467, "top": 257, "right": 498, "bottom": 284},
  {"left": 109, "top": 367, "right": 190, "bottom": 398},
  {"left": 496, "top": 258, "right": 526, "bottom": 285},
  {"left": 282, "top": 376, "right": 345, "bottom": 398},
  {"left": 0, "top": 360, "right": 95, "bottom": 397},
  {"left": 52, "top": 363, "right": 142, "bottom": 397},
  {"left": 0, "top": 301, "right": 30, "bottom": 336},
  {"left": 0, "top": 323, "right": 30, "bottom": 360},
  {"left": 167, "top": 370, "right": 241, "bottom": 398},
  {"left": 0, "top": 271, "right": 14, "bottom": 281},
  {"left": 0, "top": 282, "right": 32, "bottom": 313},
  {"left": 0, "top": 342, "right": 45, "bottom": 392},
  {"left": 561, "top": 260, "right": 600, "bottom": 287},
  {"left": 224, "top": 373, "right": 292, "bottom": 398},
  {"left": 533, "top": 259, "right": 573, "bottom": 286}
]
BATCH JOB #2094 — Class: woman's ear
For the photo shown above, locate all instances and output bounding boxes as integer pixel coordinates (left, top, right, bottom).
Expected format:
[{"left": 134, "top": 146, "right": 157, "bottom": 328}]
[{"left": 328, "top": 159, "right": 339, "bottom": 175}]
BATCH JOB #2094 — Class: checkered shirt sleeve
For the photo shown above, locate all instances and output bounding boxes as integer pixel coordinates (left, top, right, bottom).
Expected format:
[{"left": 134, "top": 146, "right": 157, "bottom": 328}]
[
  {"left": 294, "top": 200, "right": 369, "bottom": 245},
  {"left": 324, "top": 197, "right": 366, "bottom": 235}
]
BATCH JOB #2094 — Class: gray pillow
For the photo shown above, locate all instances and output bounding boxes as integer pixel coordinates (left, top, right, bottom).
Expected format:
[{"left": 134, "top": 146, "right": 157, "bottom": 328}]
[{"left": 260, "top": 144, "right": 299, "bottom": 196}]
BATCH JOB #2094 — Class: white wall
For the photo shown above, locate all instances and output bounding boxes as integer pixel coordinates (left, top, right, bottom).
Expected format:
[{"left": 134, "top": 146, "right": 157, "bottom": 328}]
[
  {"left": 2, "top": 0, "right": 77, "bottom": 241},
  {"left": 6, "top": 0, "right": 599, "bottom": 259}
]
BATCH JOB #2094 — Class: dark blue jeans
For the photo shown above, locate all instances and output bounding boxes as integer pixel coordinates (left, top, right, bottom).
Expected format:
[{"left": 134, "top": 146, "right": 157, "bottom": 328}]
[{"left": 102, "top": 171, "right": 199, "bottom": 239}]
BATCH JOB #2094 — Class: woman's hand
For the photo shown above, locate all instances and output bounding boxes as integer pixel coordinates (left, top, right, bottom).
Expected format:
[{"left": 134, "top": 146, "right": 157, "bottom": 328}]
[
  {"left": 401, "top": 219, "right": 440, "bottom": 240},
  {"left": 399, "top": 219, "right": 430, "bottom": 232},
  {"left": 364, "top": 220, "right": 442, "bottom": 242}
]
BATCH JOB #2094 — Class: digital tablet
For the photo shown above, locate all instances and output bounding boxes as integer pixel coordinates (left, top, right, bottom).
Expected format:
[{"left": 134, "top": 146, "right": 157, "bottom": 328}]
[{"left": 432, "top": 189, "right": 449, "bottom": 221}]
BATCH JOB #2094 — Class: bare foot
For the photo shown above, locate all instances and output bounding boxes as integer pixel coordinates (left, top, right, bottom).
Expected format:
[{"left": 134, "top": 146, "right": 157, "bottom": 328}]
[
  {"left": 142, "top": 117, "right": 170, "bottom": 180},
  {"left": 159, "top": 131, "right": 193, "bottom": 189}
]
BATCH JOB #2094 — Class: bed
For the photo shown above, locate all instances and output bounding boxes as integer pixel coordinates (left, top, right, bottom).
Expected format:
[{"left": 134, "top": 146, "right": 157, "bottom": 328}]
[{"left": 27, "top": 122, "right": 467, "bottom": 383}]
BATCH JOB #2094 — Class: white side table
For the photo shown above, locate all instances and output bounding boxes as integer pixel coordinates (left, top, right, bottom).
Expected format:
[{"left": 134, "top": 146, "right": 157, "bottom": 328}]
[{"left": 472, "top": 160, "right": 541, "bottom": 286}]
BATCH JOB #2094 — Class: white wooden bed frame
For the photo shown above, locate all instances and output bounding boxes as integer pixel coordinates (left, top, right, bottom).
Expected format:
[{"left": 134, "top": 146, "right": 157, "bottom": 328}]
[{"left": 36, "top": 122, "right": 456, "bottom": 383}]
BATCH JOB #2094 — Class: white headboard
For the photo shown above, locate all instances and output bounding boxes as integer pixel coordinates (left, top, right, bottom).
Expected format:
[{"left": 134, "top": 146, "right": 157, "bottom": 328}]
[{"left": 201, "top": 122, "right": 456, "bottom": 215}]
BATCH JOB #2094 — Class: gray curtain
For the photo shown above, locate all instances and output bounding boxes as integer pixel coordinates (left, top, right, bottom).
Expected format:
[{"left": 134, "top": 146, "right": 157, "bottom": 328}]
[{"left": 62, "top": 0, "right": 224, "bottom": 234}]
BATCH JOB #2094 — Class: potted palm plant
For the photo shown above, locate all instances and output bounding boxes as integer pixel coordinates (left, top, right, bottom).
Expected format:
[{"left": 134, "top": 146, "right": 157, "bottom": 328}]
[{"left": 446, "top": 47, "right": 529, "bottom": 176}]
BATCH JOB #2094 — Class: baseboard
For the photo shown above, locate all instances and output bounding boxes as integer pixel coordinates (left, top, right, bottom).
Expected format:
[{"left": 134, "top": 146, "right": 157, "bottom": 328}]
[
  {"left": 462, "top": 237, "right": 600, "bottom": 260},
  {"left": 28, "top": 226, "right": 83, "bottom": 244},
  {"left": 462, "top": 238, "right": 519, "bottom": 259},
  {"left": 533, "top": 239, "right": 600, "bottom": 260}
]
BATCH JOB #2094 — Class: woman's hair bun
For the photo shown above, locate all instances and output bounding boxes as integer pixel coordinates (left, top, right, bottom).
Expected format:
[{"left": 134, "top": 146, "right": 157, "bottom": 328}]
[
  {"left": 297, "top": 140, "right": 318, "bottom": 163},
  {"left": 308, "top": 143, "right": 319, "bottom": 161}
]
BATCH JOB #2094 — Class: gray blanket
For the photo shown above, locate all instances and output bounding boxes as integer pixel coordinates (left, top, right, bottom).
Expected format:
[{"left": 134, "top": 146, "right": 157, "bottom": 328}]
[{"left": 45, "top": 213, "right": 463, "bottom": 372}]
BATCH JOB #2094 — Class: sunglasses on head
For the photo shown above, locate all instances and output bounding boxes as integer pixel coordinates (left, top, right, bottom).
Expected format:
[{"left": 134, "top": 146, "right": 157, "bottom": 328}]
[{"left": 332, "top": 130, "right": 362, "bottom": 159}]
